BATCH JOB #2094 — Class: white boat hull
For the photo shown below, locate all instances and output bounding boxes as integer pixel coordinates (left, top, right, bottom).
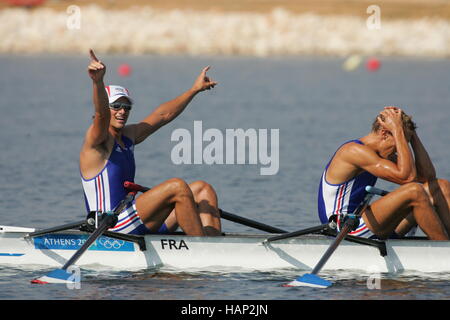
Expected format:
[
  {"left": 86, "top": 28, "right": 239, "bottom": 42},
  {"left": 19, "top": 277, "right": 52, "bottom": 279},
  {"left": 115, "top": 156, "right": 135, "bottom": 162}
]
[{"left": 1, "top": 225, "right": 450, "bottom": 273}]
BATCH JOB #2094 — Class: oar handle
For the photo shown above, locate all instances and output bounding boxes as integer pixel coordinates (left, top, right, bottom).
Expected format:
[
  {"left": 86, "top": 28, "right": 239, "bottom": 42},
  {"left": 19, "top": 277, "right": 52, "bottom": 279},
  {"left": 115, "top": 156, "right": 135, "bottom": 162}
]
[
  {"left": 365, "top": 186, "right": 389, "bottom": 197},
  {"left": 124, "top": 181, "right": 150, "bottom": 193}
]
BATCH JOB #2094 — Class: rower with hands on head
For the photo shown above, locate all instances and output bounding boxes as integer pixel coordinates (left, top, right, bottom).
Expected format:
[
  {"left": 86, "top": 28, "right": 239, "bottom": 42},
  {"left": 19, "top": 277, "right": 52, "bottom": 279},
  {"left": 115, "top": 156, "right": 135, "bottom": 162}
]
[
  {"left": 80, "top": 49, "right": 221, "bottom": 236},
  {"left": 318, "top": 106, "right": 450, "bottom": 240}
]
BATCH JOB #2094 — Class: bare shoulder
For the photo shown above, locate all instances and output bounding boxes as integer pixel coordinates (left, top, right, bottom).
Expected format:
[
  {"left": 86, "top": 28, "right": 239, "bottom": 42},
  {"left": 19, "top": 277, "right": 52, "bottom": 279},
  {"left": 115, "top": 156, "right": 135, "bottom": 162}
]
[
  {"left": 328, "top": 141, "right": 380, "bottom": 179},
  {"left": 338, "top": 141, "right": 378, "bottom": 165},
  {"left": 326, "top": 142, "right": 368, "bottom": 183}
]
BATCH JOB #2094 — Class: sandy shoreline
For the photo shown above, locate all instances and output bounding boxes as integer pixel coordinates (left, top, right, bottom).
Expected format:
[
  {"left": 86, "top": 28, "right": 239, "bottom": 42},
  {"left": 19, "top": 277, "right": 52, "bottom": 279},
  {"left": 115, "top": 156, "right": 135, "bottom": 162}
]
[
  {"left": 2, "top": 0, "right": 450, "bottom": 20},
  {"left": 1, "top": 2, "right": 449, "bottom": 57}
]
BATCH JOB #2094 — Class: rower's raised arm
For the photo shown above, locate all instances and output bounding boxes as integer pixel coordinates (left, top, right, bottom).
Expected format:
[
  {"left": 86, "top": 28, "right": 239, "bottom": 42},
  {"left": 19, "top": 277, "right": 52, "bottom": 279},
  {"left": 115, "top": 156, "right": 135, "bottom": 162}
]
[
  {"left": 410, "top": 130, "right": 437, "bottom": 183},
  {"left": 348, "top": 140, "right": 416, "bottom": 185},
  {"left": 131, "top": 67, "right": 218, "bottom": 145},
  {"left": 85, "top": 49, "right": 110, "bottom": 147}
]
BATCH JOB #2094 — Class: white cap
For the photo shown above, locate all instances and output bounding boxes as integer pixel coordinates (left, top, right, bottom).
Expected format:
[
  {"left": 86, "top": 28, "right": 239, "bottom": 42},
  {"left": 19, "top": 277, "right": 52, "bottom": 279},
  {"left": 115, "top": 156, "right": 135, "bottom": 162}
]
[{"left": 105, "top": 85, "right": 133, "bottom": 104}]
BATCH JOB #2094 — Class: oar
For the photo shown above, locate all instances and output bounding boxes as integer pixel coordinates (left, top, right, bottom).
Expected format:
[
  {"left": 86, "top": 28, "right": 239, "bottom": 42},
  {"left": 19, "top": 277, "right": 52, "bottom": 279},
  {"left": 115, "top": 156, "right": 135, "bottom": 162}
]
[
  {"left": 220, "top": 210, "right": 287, "bottom": 234},
  {"left": 124, "top": 181, "right": 288, "bottom": 234},
  {"left": 284, "top": 185, "right": 388, "bottom": 288},
  {"left": 263, "top": 223, "right": 330, "bottom": 244},
  {"left": 27, "top": 220, "right": 89, "bottom": 238},
  {"left": 31, "top": 191, "right": 136, "bottom": 284}
]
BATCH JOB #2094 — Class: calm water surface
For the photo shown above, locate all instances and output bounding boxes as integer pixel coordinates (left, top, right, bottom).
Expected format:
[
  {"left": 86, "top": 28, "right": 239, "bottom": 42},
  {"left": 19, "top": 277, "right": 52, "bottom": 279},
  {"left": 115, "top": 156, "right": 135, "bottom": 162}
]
[{"left": 0, "top": 55, "right": 449, "bottom": 300}]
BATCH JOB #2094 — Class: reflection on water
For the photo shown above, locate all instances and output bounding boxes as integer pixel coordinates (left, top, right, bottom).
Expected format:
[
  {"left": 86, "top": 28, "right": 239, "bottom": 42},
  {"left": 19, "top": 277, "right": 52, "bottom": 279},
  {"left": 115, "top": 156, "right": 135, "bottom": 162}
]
[{"left": 2, "top": 264, "right": 450, "bottom": 299}]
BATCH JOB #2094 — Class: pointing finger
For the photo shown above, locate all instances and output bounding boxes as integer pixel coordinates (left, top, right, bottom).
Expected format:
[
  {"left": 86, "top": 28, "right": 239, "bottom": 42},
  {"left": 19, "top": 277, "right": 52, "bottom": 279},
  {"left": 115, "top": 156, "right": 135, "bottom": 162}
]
[
  {"left": 201, "top": 66, "right": 211, "bottom": 74},
  {"left": 89, "top": 49, "right": 99, "bottom": 62}
]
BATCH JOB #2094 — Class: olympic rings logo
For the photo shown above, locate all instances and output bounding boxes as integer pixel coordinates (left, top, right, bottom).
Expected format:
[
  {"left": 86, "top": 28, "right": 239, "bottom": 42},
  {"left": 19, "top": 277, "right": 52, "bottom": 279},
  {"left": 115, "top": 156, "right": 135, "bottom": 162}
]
[{"left": 98, "top": 237, "right": 126, "bottom": 249}]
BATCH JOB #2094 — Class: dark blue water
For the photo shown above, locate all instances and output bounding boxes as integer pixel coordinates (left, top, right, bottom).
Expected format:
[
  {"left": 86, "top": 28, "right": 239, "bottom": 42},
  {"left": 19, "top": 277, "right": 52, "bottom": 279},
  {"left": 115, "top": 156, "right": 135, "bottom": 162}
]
[{"left": 0, "top": 55, "right": 449, "bottom": 300}]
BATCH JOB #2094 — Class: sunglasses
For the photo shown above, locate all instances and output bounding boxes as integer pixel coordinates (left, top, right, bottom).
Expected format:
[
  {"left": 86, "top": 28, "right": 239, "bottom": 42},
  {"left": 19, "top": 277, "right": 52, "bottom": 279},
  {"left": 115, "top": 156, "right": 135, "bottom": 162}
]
[{"left": 109, "top": 102, "right": 132, "bottom": 111}]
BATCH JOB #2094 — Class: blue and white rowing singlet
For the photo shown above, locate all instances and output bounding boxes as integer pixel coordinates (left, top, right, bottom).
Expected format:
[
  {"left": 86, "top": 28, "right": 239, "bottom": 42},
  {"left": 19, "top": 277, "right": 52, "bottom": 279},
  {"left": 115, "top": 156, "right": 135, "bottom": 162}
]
[
  {"left": 318, "top": 140, "right": 377, "bottom": 238},
  {"left": 81, "top": 136, "right": 170, "bottom": 235},
  {"left": 81, "top": 136, "right": 136, "bottom": 213}
]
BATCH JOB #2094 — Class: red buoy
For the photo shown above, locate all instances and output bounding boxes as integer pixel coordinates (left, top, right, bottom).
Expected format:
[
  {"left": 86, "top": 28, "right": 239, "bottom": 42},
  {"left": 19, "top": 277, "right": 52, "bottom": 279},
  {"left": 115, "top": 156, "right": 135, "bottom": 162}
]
[
  {"left": 118, "top": 64, "right": 132, "bottom": 77},
  {"left": 366, "top": 57, "right": 381, "bottom": 72}
]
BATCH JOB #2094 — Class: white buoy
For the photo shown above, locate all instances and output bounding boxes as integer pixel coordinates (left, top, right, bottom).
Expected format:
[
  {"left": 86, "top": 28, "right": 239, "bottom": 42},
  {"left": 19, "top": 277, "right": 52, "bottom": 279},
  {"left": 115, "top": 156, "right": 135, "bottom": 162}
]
[{"left": 343, "top": 54, "right": 362, "bottom": 71}]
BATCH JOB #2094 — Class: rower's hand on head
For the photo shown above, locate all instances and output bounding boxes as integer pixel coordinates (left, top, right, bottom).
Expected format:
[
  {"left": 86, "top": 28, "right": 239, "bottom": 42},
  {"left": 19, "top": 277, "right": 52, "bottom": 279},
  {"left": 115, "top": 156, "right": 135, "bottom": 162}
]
[
  {"left": 87, "top": 49, "right": 106, "bottom": 83},
  {"left": 191, "top": 66, "right": 218, "bottom": 93},
  {"left": 377, "top": 106, "right": 403, "bottom": 133},
  {"left": 384, "top": 106, "right": 400, "bottom": 111}
]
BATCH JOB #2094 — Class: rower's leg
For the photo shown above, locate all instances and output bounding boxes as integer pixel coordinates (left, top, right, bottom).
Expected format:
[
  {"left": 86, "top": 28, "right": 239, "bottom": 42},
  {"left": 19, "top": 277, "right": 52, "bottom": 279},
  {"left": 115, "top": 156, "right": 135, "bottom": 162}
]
[
  {"left": 162, "top": 210, "right": 178, "bottom": 232},
  {"left": 159, "top": 181, "right": 222, "bottom": 236},
  {"left": 423, "top": 179, "right": 450, "bottom": 235},
  {"left": 362, "top": 182, "right": 448, "bottom": 240},
  {"left": 189, "top": 180, "right": 222, "bottom": 236},
  {"left": 135, "top": 178, "right": 205, "bottom": 236},
  {"left": 394, "top": 212, "right": 416, "bottom": 237}
]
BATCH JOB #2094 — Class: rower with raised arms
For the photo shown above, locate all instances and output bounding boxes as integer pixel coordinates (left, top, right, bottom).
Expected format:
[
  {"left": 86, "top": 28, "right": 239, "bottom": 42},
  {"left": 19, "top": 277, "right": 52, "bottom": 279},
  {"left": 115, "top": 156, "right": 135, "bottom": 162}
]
[
  {"left": 79, "top": 49, "right": 222, "bottom": 236},
  {"left": 318, "top": 106, "right": 450, "bottom": 240}
]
